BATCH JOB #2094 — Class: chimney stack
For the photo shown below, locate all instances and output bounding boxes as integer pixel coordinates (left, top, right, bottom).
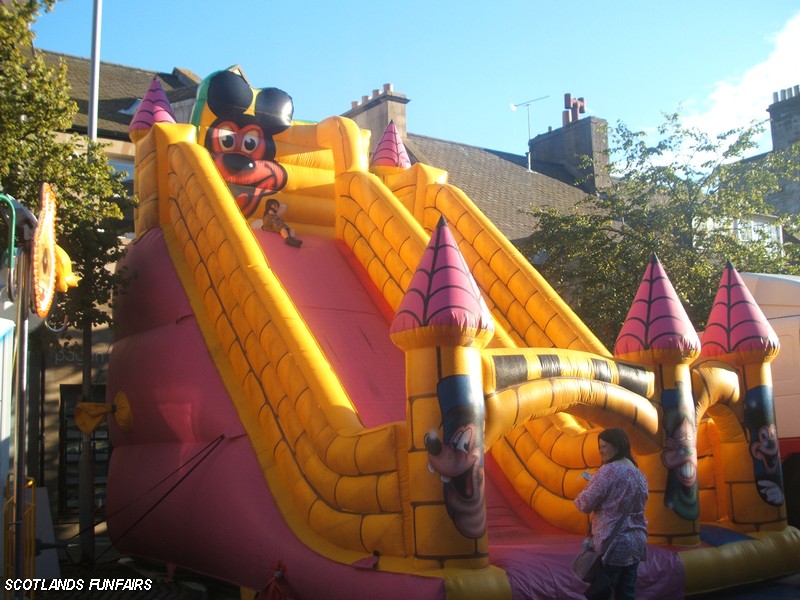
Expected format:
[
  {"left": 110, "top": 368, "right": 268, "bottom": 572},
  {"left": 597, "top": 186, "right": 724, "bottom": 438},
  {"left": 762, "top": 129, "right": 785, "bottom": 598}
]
[
  {"left": 562, "top": 93, "right": 586, "bottom": 126},
  {"left": 768, "top": 84, "right": 800, "bottom": 151},
  {"left": 530, "top": 94, "right": 610, "bottom": 194},
  {"left": 343, "top": 84, "right": 410, "bottom": 156}
]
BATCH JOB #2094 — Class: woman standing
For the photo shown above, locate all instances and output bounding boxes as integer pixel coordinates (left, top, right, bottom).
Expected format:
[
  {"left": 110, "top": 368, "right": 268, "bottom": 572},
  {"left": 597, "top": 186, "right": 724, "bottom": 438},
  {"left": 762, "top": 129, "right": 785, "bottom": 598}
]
[{"left": 575, "top": 428, "right": 648, "bottom": 600}]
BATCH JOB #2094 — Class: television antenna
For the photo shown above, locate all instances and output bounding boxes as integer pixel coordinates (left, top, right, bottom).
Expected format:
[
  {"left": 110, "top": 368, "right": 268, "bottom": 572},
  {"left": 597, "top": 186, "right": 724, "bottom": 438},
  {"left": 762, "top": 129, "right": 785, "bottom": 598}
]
[{"left": 511, "top": 95, "right": 549, "bottom": 171}]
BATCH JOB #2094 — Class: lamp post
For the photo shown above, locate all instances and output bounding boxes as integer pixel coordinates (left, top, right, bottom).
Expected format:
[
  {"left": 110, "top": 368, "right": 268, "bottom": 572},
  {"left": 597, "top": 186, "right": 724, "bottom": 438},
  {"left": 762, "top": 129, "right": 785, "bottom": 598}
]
[
  {"left": 79, "top": 0, "right": 102, "bottom": 567},
  {"left": 88, "top": 0, "right": 102, "bottom": 143},
  {"left": 511, "top": 95, "right": 549, "bottom": 172}
]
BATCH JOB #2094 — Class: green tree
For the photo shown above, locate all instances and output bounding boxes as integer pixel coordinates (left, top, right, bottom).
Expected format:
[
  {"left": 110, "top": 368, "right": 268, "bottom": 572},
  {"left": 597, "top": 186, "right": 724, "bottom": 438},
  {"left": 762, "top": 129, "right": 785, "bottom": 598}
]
[
  {"left": 520, "top": 113, "right": 800, "bottom": 348},
  {"left": 1, "top": 2, "right": 133, "bottom": 563},
  {"left": 0, "top": 1, "right": 131, "bottom": 348}
]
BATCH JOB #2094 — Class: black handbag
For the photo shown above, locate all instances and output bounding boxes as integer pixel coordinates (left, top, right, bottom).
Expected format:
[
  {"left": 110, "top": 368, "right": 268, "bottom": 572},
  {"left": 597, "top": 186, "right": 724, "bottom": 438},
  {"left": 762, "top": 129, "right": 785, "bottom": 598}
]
[{"left": 571, "top": 546, "right": 602, "bottom": 582}]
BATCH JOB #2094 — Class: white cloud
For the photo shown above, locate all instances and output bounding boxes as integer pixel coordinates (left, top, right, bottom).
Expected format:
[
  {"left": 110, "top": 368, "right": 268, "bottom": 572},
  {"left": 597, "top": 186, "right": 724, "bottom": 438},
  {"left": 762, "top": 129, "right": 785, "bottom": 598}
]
[{"left": 684, "top": 12, "right": 800, "bottom": 154}]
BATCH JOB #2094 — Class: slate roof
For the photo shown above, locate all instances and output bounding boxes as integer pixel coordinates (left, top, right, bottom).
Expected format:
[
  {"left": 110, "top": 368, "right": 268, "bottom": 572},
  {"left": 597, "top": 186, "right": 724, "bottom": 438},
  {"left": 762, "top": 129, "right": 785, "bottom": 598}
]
[
  {"left": 40, "top": 50, "right": 200, "bottom": 141},
  {"left": 40, "top": 49, "right": 589, "bottom": 241},
  {"left": 405, "top": 134, "right": 588, "bottom": 242}
]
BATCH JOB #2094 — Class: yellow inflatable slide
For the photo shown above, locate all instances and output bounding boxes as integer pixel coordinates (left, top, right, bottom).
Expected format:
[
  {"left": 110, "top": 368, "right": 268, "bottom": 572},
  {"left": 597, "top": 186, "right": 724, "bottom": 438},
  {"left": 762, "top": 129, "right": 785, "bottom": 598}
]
[{"left": 103, "top": 69, "right": 800, "bottom": 599}]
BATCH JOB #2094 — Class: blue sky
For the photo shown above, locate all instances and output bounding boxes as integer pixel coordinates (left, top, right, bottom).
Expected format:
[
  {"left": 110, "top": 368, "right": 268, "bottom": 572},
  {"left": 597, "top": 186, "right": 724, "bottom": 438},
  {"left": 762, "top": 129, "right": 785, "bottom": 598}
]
[{"left": 31, "top": 1, "right": 800, "bottom": 156}]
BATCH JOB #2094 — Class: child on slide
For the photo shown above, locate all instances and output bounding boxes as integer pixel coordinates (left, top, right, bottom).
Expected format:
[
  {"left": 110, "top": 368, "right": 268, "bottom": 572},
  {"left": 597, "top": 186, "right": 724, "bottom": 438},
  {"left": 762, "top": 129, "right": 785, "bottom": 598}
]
[{"left": 261, "top": 199, "right": 302, "bottom": 247}]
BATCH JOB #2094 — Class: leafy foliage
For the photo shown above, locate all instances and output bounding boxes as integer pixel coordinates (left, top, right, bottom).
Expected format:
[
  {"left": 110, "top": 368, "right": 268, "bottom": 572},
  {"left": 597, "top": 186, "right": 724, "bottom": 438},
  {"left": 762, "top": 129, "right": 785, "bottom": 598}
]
[
  {"left": 0, "top": 1, "right": 133, "bottom": 343},
  {"left": 520, "top": 113, "right": 800, "bottom": 348}
]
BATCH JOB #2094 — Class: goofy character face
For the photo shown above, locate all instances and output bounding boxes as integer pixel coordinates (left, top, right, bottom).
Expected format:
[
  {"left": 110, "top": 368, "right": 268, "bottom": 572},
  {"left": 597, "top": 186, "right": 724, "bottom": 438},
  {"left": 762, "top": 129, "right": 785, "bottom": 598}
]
[
  {"left": 661, "top": 417, "right": 697, "bottom": 488},
  {"left": 424, "top": 375, "right": 486, "bottom": 539},
  {"left": 660, "top": 382, "right": 699, "bottom": 520},
  {"left": 203, "top": 70, "right": 293, "bottom": 217},
  {"left": 751, "top": 423, "right": 781, "bottom": 474},
  {"left": 746, "top": 385, "right": 785, "bottom": 506}
]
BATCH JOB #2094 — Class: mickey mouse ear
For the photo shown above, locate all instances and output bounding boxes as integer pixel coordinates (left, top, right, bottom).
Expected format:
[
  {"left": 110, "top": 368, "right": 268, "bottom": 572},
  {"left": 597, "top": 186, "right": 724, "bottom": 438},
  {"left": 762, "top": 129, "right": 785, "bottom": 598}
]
[
  {"left": 206, "top": 70, "right": 255, "bottom": 118},
  {"left": 255, "top": 88, "right": 294, "bottom": 132}
]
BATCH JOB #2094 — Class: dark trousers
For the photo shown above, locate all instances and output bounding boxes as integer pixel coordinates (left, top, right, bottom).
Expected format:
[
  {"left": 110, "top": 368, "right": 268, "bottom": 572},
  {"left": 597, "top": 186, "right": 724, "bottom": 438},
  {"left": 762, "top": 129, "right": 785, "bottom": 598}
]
[{"left": 585, "top": 562, "right": 638, "bottom": 600}]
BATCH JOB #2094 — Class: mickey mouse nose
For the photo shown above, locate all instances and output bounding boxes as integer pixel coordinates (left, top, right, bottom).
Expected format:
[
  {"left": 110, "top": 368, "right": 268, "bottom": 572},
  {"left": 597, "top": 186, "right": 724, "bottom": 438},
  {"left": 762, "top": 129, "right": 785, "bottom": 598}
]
[{"left": 222, "top": 153, "right": 255, "bottom": 174}]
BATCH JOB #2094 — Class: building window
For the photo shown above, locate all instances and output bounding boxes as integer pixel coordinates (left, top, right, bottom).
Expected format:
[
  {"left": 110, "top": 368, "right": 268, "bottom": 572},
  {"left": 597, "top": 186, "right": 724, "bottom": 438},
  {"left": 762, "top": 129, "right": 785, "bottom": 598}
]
[
  {"left": 108, "top": 159, "right": 133, "bottom": 183},
  {"left": 58, "top": 384, "right": 111, "bottom": 516},
  {"left": 733, "top": 215, "right": 783, "bottom": 246},
  {"left": 700, "top": 213, "right": 784, "bottom": 253}
]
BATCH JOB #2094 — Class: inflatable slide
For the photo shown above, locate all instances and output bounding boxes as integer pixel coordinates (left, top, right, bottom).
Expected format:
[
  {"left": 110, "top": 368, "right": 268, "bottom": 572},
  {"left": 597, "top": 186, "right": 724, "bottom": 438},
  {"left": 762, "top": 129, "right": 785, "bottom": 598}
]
[{"left": 102, "top": 69, "right": 800, "bottom": 599}]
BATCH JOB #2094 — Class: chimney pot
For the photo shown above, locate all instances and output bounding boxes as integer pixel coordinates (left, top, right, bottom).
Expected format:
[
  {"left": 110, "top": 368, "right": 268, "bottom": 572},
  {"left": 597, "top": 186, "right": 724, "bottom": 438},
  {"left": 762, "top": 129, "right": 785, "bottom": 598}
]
[
  {"left": 384, "top": 83, "right": 393, "bottom": 92},
  {"left": 373, "top": 89, "right": 380, "bottom": 98}
]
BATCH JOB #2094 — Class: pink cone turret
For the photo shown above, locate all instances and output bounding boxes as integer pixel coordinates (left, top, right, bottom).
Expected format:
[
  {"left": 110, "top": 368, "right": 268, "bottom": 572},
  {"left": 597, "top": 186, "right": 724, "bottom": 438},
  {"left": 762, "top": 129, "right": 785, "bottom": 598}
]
[
  {"left": 615, "top": 254, "right": 700, "bottom": 362},
  {"left": 391, "top": 217, "right": 493, "bottom": 569},
  {"left": 128, "top": 76, "right": 177, "bottom": 142},
  {"left": 615, "top": 254, "right": 701, "bottom": 536},
  {"left": 370, "top": 120, "right": 411, "bottom": 169}
]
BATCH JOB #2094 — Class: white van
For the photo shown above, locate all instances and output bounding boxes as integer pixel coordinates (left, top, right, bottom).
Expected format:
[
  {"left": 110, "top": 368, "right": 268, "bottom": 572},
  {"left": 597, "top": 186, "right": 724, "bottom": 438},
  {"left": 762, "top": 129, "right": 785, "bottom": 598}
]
[{"left": 740, "top": 272, "right": 800, "bottom": 526}]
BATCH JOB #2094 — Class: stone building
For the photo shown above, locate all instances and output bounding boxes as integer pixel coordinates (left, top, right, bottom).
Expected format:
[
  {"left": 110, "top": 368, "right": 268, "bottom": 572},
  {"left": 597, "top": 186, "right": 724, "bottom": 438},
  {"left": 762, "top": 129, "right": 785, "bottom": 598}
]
[{"left": 766, "top": 85, "right": 800, "bottom": 215}]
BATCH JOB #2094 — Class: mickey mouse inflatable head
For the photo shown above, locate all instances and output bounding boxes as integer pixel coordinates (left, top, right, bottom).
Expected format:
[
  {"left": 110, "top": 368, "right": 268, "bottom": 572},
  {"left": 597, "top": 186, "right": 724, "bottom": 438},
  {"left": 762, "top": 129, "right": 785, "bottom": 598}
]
[{"left": 193, "top": 69, "right": 294, "bottom": 217}]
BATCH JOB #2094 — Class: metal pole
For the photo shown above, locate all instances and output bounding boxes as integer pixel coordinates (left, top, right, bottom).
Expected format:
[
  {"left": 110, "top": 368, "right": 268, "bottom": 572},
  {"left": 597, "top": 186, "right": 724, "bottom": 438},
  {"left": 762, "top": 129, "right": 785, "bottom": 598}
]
[
  {"left": 79, "top": 0, "right": 102, "bottom": 565},
  {"left": 525, "top": 103, "right": 532, "bottom": 141},
  {"left": 525, "top": 104, "right": 532, "bottom": 172},
  {"left": 512, "top": 96, "right": 548, "bottom": 173},
  {"left": 12, "top": 248, "right": 30, "bottom": 587},
  {"left": 87, "top": 0, "right": 102, "bottom": 142}
]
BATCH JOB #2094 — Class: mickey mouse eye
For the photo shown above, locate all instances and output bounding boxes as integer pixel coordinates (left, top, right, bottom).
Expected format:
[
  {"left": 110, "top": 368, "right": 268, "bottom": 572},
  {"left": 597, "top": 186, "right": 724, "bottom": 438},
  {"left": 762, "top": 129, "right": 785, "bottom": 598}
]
[
  {"left": 216, "top": 127, "right": 236, "bottom": 150},
  {"left": 241, "top": 130, "right": 262, "bottom": 154}
]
